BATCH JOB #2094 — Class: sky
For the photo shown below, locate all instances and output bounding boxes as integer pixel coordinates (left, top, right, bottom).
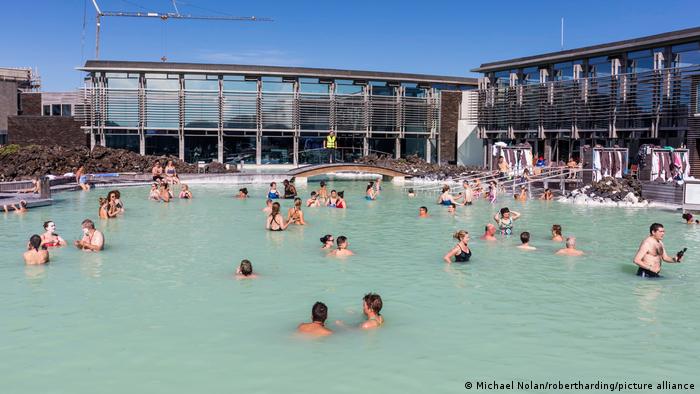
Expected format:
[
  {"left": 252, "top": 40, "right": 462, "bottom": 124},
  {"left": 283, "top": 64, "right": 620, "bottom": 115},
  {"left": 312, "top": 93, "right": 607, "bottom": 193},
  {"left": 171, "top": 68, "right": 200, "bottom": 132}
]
[{"left": 2, "top": 0, "right": 699, "bottom": 91}]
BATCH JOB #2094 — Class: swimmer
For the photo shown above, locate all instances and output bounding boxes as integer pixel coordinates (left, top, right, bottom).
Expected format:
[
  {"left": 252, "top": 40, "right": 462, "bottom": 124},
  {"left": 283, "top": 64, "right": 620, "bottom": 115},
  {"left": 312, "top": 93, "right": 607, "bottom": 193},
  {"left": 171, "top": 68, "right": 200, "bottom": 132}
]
[
  {"left": 76, "top": 165, "right": 90, "bottom": 191},
  {"left": 365, "top": 182, "right": 377, "bottom": 200},
  {"left": 472, "top": 178, "right": 483, "bottom": 198},
  {"left": 297, "top": 302, "right": 332, "bottom": 336},
  {"left": 3, "top": 200, "right": 28, "bottom": 213},
  {"left": 148, "top": 183, "right": 160, "bottom": 201},
  {"left": 460, "top": 181, "right": 473, "bottom": 205},
  {"left": 555, "top": 237, "right": 584, "bottom": 256},
  {"left": 336, "top": 191, "right": 346, "bottom": 209},
  {"left": 262, "top": 199, "right": 273, "bottom": 215},
  {"left": 443, "top": 230, "right": 472, "bottom": 263},
  {"left": 98, "top": 197, "right": 116, "bottom": 219},
  {"left": 517, "top": 231, "right": 536, "bottom": 250},
  {"left": 235, "top": 259, "right": 258, "bottom": 279},
  {"left": 374, "top": 177, "right": 382, "bottom": 193},
  {"left": 108, "top": 190, "right": 125, "bottom": 214},
  {"left": 267, "top": 182, "right": 280, "bottom": 199},
  {"left": 551, "top": 224, "right": 564, "bottom": 242},
  {"left": 682, "top": 213, "right": 699, "bottom": 224},
  {"left": 360, "top": 293, "right": 384, "bottom": 329},
  {"left": 317, "top": 181, "right": 329, "bottom": 204},
  {"left": 74, "top": 219, "right": 104, "bottom": 252},
  {"left": 179, "top": 184, "right": 193, "bottom": 199},
  {"left": 283, "top": 179, "right": 297, "bottom": 199},
  {"left": 407, "top": 188, "right": 416, "bottom": 198},
  {"left": 327, "top": 190, "right": 346, "bottom": 209},
  {"left": 159, "top": 183, "right": 172, "bottom": 202},
  {"left": 419, "top": 206, "right": 430, "bottom": 218},
  {"left": 437, "top": 185, "right": 459, "bottom": 206},
  {"left": 328, "top": 235, "right": 354, "bottom": 257},
  {"left": 41, "top": 221, "right": 67, "bottom": 248},
  {"left": 306, "top": 191, "right": 321, "bottom": 207},
  {"left": 320, "top": 234, "right": 334, "bottom": 249},
  {"left": 447, "top": 203, "right": 456, "bottom": 215},
  {"left": 287, "top": 198, "right": 306, "bottom": 225},
  {"left": 486, "top": 186, "right": 497, "bottom": 204},
  {"left": 633, "top": 223, "right": 683, "bottom": 278},
  {"left": 24, "top": 234, "right": 49, "bottom": 265},
  {"left": 236, "top": 188, "right": 249, "bottom": 199},
  {"left": 493, "top": 207, "right": 521, "bottom": 236},
  {"left": 516, "top": 185, "right": 528, "bottom": 201},
  {"left": 266, "top": 202, "right": 289, "bottom": 231},
  {"left": 540, "top": 188, "right": 554, "bottom": 201},
  {"left": 480, "top": 224, "right": 498, "bottom": 241}
]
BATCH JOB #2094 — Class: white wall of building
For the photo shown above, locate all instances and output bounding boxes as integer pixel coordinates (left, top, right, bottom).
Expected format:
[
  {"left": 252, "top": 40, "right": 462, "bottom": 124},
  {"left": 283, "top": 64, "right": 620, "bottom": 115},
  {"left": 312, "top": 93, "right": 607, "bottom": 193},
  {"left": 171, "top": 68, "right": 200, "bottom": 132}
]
[{"left": 457, "top": 90, "right": 481, "bottom": 166}]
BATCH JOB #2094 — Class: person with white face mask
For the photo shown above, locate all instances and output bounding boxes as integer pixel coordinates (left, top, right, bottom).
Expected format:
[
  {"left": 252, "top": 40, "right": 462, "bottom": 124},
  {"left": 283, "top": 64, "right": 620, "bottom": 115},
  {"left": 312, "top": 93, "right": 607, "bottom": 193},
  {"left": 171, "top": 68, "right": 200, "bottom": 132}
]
[
  {"left": 73, "top": 219, "right": 104, "bottom": 252},
  {"left": 40, "top": 221, "right": 67, "bottom": 248}
]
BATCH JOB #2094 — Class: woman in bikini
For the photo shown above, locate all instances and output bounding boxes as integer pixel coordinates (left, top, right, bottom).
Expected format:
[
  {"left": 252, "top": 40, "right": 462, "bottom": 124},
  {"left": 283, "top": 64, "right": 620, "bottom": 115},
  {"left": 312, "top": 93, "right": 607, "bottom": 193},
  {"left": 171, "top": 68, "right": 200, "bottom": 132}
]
[
  {"left": 40, "top": 221, "right": 67, "bottom": 248},
  {"left": 164, "top": 160, "right": 180, "bottom": 184},
  {"left": 266, "top": 202, "right": 289, "bottom": 231},
  {"left": 287, "top": 198, "right": 306, "bottom": 225},
  {"left": 443, "top": 230, "right": 472, "bottom": 263}
]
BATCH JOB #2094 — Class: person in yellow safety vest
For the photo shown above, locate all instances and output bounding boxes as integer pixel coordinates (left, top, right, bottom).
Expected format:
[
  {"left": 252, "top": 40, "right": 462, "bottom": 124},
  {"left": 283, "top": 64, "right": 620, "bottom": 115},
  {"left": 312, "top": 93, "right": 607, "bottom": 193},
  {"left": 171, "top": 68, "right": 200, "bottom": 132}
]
[{"left": 323, "top": 131, "right": 337, "bottom": 163}]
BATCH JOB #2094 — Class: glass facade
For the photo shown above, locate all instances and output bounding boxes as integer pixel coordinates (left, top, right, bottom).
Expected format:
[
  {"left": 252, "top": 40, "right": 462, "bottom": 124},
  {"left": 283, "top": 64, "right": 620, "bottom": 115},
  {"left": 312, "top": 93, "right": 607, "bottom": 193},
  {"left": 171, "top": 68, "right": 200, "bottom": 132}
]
[
  {"left": 145, "top": 74, "right": 179, "bottom": 129},
  {"left": 105, "top": 134, "right": 139, "bottom": 152},
  {"left": 261, "top": 137, "right": 293, "bottom": 164},
  {"left": 106, "top": 73, "right": 139, "bottom": 127},
  {"left": 223, "top": 136, "right": 256, "bottom": 164},
  {"left": 185, "top": 136, "right": 218, "bottom": 163}
]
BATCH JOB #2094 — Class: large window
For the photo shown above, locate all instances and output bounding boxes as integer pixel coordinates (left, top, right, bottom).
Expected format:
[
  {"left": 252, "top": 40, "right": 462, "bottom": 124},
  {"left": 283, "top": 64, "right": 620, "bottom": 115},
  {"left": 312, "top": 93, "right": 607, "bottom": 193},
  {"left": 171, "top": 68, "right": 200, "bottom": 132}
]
[
  {"left": 184, "top": 74, "right": 219, "bottom": 129},
  {"left": 404, "top": 83, "right": 429, "bottom": 133},
  {"left": 299, "top": 78, "right": 330, "bottom": 131},
  {"left": 261, "top": 136, "right": 293, "bottom": 164},
  {"left": 335, "top": 80, "right": 365, "bottom": 132},
  {"left": 42, "top": 104, "right": 73, "bottom": 116},
  {"left": 553, "top": 62, "right": 574, "bottom": 81},
  {"left": 369, "top": 138, "right": 395, "bottom": 156},
  {"left": 223, "top": 76, "right": 258, "bottom": 130},
  {"left": 587, "top": 56, "right": 610, "bottom": 79},
  {"left": 223, "top": 136, "right": 256, "bottom": 164},
  {"left": 184, "top": 136, "right": 218, "bottom": 163},
  {"left": 370, "top": 81, "right": 397, "bottom": 132},
  {"left": 105, "top": 134, "right": 139, "bottom": 152},
  {"left": 626, "top": 49, "right": 654, "bottom": 74},
  {"left": 145, "top": 74, "right": 179, "bottom": 129},
  {"left": 105, "top": 73, "right": 139, "bottom": 127},
  {"left": 672, "top": 42, "right": 700, "bottom": 68},
  {"left": 521, "top": 67, "right": 540, "bottom": 84},
  {"left": 261, "top": 77, "right": 294, "bottom": 130},
  {"left": 145, "top": 135, "right": 178, "bottom": 157},
  {"left": 401, "top": 137, "right": 427, "bottom": 160}
]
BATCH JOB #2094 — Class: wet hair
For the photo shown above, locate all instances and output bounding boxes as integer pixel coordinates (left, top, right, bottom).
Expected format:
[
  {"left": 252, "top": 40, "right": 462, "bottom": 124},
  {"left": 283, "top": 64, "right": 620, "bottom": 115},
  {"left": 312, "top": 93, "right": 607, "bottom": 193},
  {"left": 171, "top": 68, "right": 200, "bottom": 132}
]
[
  {"left": 239, "top": 259, "right": 253, "bottom": 276},
  {"left": 442, "top": 185, "right": 450, "bottom": 192},
  {"left": 520, "top": 231, "right": 530, "bottom": 244},
  {"left": 320, "top": 234, "right": 333, "bottom": 244},
  {"left": 336, "top": 235, "right": 347, "bottom": 246},
  {"left": 682, "top": 213, "right": 693, "bottom": 222},
  {"left": 500, "top": 207, "right": 510, "bottom": 216},
  {"left": 552, "top": 224, "right": 562, "bottom": 236},
  {"left": 453, "top": 230, "right": 468, "bottom": 241},
  {"left": 310, "top": 191, "right": 317, "bottom": 197},
  {"left": 294, "top": 197, "right": 302, "bottom": 207},
  {"left": 408, "top": 188, "right": 414, "bottom": 193},
  {"left": 81, "top": 219, "right": 95, "bottom": 229},
  {"left": 338, "top": 191, "right": 344, "bottom": 198},
  {"left": 270, "top": 182, "right": 276, "bottom": 187},
  {"left": 420, "top": 206, "right": 428, "bottom": 213},
  {"left": 320, "top": 181, "right": 326, "bottom": 187},
  {"left": 98, "top": 197, "right": 107, "bottom": 206},
  {"left": 650, "top": 223, "right": 664, "bottom": 234},
  {"left": 29, "top": 234, "right": 42, "bottom": 251},
  {"left": 239, "top": 188, "right": 248, "bottom": 195},
  {"left": 449, "top": 203, "right": 456, "bottom": 209},
  {"left": 363, "top": 293, "right": 383, "bottom": 314},
  {"left": 20, "top": 200, "right": 27, "bottom": 208},
  {"left": 312, "top": 302, "right": 328, "bottom": 323},
  {"left": 566, "top": 237, "right": 576, "bottom": 248},
  {"left": 366, "top": 182, "right": 374, "bottom": 191},
  {"left": 330, "top": 189, "right": 337, "bottom": 194},
  {"left": 283, "top": 179, "right": 289, "bottom": 185},
  {"left": 43, "top": 221, "right": 54, "bottom": 230},
  {"left": 108, "top": 190, "right": 120, "bottom": 199},
  {"left": 270, "top": 202, "right": 281, "bottom": 216}
]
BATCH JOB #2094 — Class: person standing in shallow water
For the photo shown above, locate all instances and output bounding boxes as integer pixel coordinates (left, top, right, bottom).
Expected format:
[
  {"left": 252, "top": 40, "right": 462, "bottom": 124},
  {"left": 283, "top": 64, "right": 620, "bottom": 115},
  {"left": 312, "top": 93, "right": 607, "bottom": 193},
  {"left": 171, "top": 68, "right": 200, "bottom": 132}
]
[
  {"left": 555, "top": 237, "right": 584, "bottom": 256},
  {"left": 633, "top": 223, "right": 683, "bottom": 278},
  {"left": 480, "top": 224, "right": 497, "bottom": 241},
  {"left": 444, "top": 230, "right": 471, "bottom": 263},
  {"left": 328, "top": 236, "right": 353, "bottom": 256},
  {"left": 24, "top": 235, "right": 49, "bottom": 265},
  {"left": 297, "top": 302, "right": 333, "bottom": 336}
]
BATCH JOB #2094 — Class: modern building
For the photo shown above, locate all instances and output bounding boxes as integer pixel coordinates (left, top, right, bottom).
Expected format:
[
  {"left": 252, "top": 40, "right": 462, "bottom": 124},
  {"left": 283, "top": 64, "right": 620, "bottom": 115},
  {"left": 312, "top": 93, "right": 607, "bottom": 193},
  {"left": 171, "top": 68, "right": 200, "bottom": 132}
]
[
  {"left": 471, "top": 26, "right": 700, "bottom": 177},
  {"left": 0, "top": 67, "right": 40, "bottom": 145},
  {"left": 76, "top": 61, "right": 476, "bottom": 165}
]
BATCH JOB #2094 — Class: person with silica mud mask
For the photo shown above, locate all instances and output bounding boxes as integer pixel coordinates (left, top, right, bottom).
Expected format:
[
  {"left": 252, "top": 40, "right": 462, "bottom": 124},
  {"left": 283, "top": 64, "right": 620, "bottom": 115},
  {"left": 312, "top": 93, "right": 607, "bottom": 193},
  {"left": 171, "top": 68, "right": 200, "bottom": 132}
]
[{"left": 74, "top": 219, "right": 105, "bottom": 252}]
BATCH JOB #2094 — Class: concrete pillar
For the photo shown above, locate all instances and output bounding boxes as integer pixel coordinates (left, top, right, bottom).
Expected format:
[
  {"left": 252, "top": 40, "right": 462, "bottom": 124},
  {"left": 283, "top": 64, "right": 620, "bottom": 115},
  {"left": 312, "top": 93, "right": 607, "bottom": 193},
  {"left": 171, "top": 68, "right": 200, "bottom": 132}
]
[
  {"left": 256, "top": 136, "right": 262, "bottom": 166},
  {"left": 99, "top": 132, "right": 106, "bottom": 147},
  {"left": 179, "top": 134, "right": 185, "bottom": 161},
  {"left": 139, "top": 133, "right": 145, "bottom": 156},
  {"left": 363, "top": 137, "right": 369, "bottom": 156},
  {"left": 395, "top": 138, "right": 401, "bottom": 159},
  {"left": 293, "top": 136, "right": 299, "bottom": 166},
  {"left": 217, "top": 134, "right": 224, "bottom": 163},
  {"left": 90, "top": 131, "right": 96, "bottom": 150},
  {"left": 425, "top": 139, "right": 432, "bottom": 163},
  {"left": 39, "top": 177, "right": 51, "bottom": 199}
]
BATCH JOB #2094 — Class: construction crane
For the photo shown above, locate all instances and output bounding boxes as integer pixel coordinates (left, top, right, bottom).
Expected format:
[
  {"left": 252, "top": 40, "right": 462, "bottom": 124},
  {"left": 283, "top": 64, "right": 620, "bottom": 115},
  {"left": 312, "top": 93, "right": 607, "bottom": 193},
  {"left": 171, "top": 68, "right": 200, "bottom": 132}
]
[{"left": 90, "top": 0, "right": 272, "bottom": 59}]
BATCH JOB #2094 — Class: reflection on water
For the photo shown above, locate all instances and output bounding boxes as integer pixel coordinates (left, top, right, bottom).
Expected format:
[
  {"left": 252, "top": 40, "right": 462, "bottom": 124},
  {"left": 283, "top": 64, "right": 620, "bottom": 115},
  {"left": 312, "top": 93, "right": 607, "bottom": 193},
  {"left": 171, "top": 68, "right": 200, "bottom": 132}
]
[
  {"left": 634, "top": 281, "right": 662, "bottom": 324},
  {"left": 24, "top": 264, "right": 48, "bottom": 282}
]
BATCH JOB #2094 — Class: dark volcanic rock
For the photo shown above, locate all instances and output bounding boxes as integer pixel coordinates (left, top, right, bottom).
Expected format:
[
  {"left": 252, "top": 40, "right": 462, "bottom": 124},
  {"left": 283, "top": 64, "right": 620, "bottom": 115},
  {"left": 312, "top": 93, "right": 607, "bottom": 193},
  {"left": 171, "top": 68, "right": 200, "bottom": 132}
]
[
  {"left": 354, "top": 154, "right": 484, "bottom": 180},
  {"left": 0, "top": 144, "right": 235, "bottom": 181}
]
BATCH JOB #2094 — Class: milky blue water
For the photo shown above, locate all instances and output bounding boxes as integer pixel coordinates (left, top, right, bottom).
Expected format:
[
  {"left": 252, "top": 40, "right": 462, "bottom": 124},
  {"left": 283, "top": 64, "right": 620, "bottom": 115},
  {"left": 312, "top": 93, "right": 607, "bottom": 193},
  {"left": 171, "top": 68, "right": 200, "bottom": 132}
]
[{"left": 1, "top": 181, "right": 699, "bottom": 393}]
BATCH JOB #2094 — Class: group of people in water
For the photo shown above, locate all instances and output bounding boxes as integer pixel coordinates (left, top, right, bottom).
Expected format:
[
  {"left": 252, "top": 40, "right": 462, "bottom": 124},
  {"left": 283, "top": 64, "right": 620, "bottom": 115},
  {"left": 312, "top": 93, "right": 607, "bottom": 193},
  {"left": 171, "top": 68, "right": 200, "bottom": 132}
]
[{"left": 23, "top": 218, "right": 105, "bottom": 264}]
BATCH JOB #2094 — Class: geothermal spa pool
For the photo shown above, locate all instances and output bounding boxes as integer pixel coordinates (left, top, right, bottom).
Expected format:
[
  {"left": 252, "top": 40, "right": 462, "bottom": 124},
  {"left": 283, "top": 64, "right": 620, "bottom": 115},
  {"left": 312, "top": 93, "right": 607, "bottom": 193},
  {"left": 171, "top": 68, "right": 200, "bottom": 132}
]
[{"left": 1, "top": 181, "right": 699, "bottom": 393}]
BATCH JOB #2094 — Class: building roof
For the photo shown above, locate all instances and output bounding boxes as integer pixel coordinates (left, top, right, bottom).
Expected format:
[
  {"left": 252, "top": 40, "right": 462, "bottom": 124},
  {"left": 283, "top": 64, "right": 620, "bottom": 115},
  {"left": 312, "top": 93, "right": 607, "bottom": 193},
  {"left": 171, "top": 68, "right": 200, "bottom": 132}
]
[
  {"left": 79, "top": 60, "right": 477, "bottom": 86},
  {"left": 472, "top": 26, "right": 700, "bottom": 73}
]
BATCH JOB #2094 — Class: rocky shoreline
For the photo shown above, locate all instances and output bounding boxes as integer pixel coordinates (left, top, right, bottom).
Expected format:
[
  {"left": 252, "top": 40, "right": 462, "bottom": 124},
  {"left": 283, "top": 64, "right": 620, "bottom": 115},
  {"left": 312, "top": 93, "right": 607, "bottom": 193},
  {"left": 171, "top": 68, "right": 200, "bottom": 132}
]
[
  {"left": 354, "top": 154, "right": 485, "bottom": 180},
  {"left": 0, "top": 145, "right": 234, "bottom": 181},
  {"left": 557, "top": 176, "right": 649, "bottom": 207}
]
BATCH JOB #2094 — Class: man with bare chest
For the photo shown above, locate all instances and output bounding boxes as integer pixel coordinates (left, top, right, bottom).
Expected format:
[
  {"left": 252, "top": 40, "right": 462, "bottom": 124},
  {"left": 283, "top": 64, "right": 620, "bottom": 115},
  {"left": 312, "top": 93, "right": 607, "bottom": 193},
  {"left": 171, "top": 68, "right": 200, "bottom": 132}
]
[{"left": 633, "top": 223, "right": 682, "bottom": 278}]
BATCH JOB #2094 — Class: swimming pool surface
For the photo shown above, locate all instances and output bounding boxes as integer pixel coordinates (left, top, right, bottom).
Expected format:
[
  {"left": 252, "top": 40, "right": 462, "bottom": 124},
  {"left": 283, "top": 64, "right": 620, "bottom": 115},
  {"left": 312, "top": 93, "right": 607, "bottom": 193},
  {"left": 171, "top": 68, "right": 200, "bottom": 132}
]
[{"left": 1, "top": 182, "right": 699, "bottom": 393}]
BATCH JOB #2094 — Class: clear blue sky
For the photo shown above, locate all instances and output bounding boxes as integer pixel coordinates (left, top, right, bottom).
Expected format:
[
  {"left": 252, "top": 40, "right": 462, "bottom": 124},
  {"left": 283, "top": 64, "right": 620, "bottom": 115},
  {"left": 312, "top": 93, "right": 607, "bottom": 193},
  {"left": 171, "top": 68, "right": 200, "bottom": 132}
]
[{"left": 2, "top": 0, "right": 699, "bottom": 91}]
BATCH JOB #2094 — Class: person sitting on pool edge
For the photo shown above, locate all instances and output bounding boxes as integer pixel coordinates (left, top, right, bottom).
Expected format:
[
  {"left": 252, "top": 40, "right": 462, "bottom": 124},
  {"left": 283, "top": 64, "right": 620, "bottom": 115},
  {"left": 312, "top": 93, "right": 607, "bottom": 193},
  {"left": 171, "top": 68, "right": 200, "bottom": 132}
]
[
  {"left": 24, "top": 234, "right": 50, "bottom": 265},
  {"left": 419, "top": 206, "right": 430, "bottom": 218},
  {"left": 235, "top": 259, "right": 257, "bottom": 279},
  {"left": 480, "top": 224, "right": 497, "bottom": 241},
  {"left": 283, "top": 179, "right": 297, "bottom": 199},
  {"left": 361, "top": 293, "right": 384, "bottom": 329},
  {"left": 551, "top": 224, "right": 564, "bottom": 242},
  {"left": 517, "top": 231, "right": 536, "bottom": 251},
  {"left": 443, "top": 230, "right": 471, "bottom": 263},
  {"left": 74, "top": 219, "right": 104, "bottom": 252},
  {"left": 555, "top": 237, "right": 584, "bottom": 256},
  {"left": 297, "top": 302, "right": 333, "bottom": 337},
  {"left": 682, "top": 213, "right": 699, "bottom": 224},
  {"left": 328, "top": 235, "right": 353, "bottom": 256}
]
